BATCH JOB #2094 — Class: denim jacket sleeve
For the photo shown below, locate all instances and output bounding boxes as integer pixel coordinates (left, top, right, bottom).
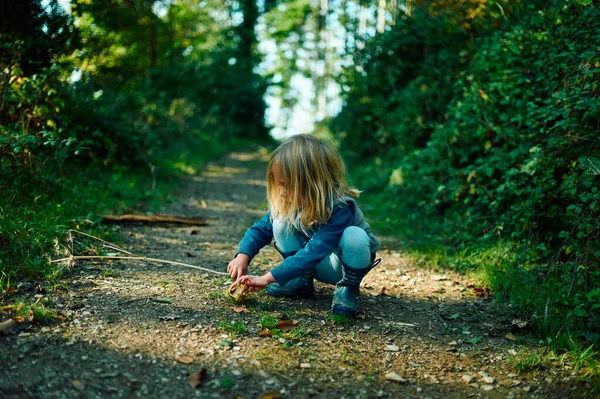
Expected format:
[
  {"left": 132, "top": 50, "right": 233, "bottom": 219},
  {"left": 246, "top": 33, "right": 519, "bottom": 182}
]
[
  {"left": 236, "top": 211, "right": 274, "bottom": 260},
  {"left": 270, "top": 204, "right": 354, "bottom": 286}
]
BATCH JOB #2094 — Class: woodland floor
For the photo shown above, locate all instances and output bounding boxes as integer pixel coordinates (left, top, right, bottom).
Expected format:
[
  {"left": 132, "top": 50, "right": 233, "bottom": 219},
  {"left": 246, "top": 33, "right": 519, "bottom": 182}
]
[{"left": 0, "top": 152, "right": 595, "bottom": 398}]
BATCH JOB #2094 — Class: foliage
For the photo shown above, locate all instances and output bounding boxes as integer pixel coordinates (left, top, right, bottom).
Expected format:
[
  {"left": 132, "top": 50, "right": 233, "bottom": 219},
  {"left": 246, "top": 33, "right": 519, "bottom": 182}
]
[
  {"left": 0, "top": 0, "right": 271, "bottom": 284},
  {"left": 334, "top": 0, "right": 600, "bottom": 352}
]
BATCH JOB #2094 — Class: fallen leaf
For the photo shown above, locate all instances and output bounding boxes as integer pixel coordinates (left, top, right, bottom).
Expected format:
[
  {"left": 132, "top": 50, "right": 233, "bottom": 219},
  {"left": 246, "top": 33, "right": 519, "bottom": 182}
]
[
  {"left": 505, "top": 332, "right": 517, "bottom": 342},
  {"left": 258, "top": 393, "right": 280, "bottom": 399},
  {"left": 225, "top": 285, "right": 247, "bottom": 304},
  {"left": 274, "top": 320, "right": 298, "bottom": 331},
  {"left": 232, "top": 306, "right": 250, "bottom": 314},
  {"left": 472, "top": 287, "right": 489, "bottom": 297},
  {"left": 176, "top": 355, "right": 194, "bottom": 364},
  {"left": 259, "top": 328, "right": 272, "bottom": 337},
  {"left": 189, "top": 368, "right": 207, "bottom": 388}
]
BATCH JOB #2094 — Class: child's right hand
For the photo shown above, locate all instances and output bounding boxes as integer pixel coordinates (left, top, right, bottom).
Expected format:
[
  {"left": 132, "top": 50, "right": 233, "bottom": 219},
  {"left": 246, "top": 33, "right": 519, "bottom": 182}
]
[{"left": 227, "top": 253, "right": 250, "bottom": 280}]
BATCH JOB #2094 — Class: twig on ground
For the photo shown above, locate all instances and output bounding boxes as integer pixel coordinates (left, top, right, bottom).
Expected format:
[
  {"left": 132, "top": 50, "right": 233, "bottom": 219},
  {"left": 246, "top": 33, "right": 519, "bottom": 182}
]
[{"left": 51, "top": 230, "right": 229, "bottom": 276}]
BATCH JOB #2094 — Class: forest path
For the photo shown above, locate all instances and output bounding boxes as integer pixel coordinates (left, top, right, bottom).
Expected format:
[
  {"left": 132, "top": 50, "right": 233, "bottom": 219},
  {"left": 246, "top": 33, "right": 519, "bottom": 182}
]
[{"left": 1, "top": 152, "right": 586, "bottom": 398}]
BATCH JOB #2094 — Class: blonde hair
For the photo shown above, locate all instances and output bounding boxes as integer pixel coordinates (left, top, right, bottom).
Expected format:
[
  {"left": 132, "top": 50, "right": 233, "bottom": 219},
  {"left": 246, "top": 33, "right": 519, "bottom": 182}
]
[{"left": 267, "top": 134, "right": 359, "bottom": 227}]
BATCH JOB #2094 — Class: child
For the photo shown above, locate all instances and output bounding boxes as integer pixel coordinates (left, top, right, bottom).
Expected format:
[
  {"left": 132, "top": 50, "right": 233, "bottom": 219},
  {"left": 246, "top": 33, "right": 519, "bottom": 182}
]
[{"left": 228, "top": 134, "right": 381, "bottom": 317}]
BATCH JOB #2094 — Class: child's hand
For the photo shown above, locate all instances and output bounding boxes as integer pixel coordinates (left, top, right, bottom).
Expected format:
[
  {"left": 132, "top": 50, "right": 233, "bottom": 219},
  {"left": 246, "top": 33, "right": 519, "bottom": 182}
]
[
  {"left": 227, "top": 253, "right": 250, "bottom": 280},
  {"left": 229, "top": 273, "right": 275, "bottom": 295}
]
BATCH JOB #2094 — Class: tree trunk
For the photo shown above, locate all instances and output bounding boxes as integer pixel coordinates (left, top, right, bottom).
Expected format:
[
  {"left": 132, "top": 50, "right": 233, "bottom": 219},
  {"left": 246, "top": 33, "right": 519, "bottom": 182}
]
[{"left": 377, "top": 0, "right": 386, "bottom": 33}]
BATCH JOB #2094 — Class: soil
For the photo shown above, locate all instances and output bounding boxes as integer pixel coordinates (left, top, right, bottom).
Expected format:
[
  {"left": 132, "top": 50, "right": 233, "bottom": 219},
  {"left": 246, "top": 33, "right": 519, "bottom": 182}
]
[{"left": 0, "top": 152, "right": 595, "bottom": 398}]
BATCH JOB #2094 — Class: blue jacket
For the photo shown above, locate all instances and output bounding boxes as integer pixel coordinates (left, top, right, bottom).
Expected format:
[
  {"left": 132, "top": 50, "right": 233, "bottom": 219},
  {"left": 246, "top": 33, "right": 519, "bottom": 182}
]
[{"left": 236, "top": 198, "right": 381, "bottom": 286}]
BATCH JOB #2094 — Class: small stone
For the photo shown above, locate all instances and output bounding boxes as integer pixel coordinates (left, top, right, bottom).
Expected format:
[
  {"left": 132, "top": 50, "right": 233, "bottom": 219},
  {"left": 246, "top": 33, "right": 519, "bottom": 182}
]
[
  {"left": 233, "top": 346, "right": 241, "bottom": 351},
  {"left": 300, "top": 363, "right": 311, "bottom": 369},
  {"left": 482, "top": 385, "right": 494, "bottom": 391},
  {"left": 385, "top": 372, "right": 406, "bottom": 383},
  {"left": 469, "top": 383, "right": 479, "bottom": 389},
  {"left": 462, "top": 375, "right": 474, "bottom": 383},
  {"left": 523, "top": 386, "right": 531, "bottom": 392},
  {"left": 384, "top": 344, "right": 400, "bottom": 352},
  {"left": 449, "top": 341, "right": 458, "bottom": 346}
]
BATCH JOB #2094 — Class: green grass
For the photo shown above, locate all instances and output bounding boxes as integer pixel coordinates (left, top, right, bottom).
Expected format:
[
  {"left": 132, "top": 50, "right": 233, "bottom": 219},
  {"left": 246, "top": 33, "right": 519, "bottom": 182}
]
[
  {"left": 0, "top": 137, "right": 264, "bottom": 289},
  {"left": 358, "top": 189, "right": 600, "bottom": 378},
  {"left": 260, "top": 314, "right": 279, "bottom": 329},
  {"left": 6, "top": 299, "right": 63, "bottom": 323},
  {"left": 218, "top": 321, "right": 246, "bottom": 337}
]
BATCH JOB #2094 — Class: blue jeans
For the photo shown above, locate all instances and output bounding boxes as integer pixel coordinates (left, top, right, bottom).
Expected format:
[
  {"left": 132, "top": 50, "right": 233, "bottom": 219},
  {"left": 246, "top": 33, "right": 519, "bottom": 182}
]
[{"left": 273, "top": 219, "right": 372, "bottom": 285}]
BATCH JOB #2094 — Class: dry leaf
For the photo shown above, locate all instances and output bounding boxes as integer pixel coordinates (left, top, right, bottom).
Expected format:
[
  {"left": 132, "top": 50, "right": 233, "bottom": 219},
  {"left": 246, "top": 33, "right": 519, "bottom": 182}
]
[
  {"left": 232, "top": 306, "right": 250, "bottom": 314},
  {"left": 356, "top": 311, "right": 366, "bottom": 320},
  {"left": 176, "top": 355, "right": 194, "bottom": 364},
  {"left": 259, "top": 328, "right": 272, "bottom": 337},
  {"left": 274, "top": 320, "right": 298, "bottom": 331},
  {"left": 505, "top": 332, "right": 517, "bottom": 342},
  {"left": 189, "top": 368, "right": 207, "bottom": 388},
  {"left": 225, "top": 285, "right": 247, "bottom": 304},
  {"left": 258, "top": 393, "right": 280, "bottom": 399}
]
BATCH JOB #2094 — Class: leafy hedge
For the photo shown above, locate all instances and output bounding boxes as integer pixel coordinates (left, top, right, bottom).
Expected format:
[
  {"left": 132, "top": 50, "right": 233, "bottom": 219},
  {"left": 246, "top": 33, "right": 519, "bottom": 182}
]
[{"left": 334, "top": 0, "right": 599, "bottom": 342}]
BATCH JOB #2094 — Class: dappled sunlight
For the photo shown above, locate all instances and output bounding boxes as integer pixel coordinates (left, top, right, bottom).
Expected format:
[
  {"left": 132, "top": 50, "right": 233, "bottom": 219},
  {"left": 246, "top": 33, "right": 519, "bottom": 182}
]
[{"left": 3, "top": 151, "right": 593, "bottom": 398}]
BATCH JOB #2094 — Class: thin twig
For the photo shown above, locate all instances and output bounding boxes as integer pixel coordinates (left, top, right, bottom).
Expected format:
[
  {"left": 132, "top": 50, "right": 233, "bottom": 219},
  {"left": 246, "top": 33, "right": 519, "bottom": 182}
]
[
  {"left": 51, "top": 255, "right": 229, "bottom": 275},
  {"left": 56, "top": 229, "right": 229, "bottom": 275},
  {"left": 101, "top": 244, "right": 135, "bottom": 256},
  {"left": 70, "top": 230, "right": 132, "bottom": 255}
]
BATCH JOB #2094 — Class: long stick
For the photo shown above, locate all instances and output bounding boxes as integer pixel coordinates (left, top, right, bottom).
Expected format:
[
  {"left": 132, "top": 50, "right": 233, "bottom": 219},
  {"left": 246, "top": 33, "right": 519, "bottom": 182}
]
[
  {"left": 51, "top": 255, "right": 229, "bottom": 276},
  {"left": 54, "top": 230, "right": 230, "bottom": 276}
]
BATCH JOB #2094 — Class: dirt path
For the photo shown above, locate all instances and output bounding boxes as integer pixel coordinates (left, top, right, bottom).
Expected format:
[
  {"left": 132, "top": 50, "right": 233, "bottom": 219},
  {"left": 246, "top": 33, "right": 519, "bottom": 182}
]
[{"left": 1, "top": 152, "right": 591, "bottom": 398}]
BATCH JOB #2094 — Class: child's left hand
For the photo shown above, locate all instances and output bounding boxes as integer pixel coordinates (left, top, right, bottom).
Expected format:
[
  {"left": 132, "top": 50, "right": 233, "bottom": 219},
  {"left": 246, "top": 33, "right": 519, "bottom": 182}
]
[{"left": 230, "top": 272, "right": 275, "bottom": 295}]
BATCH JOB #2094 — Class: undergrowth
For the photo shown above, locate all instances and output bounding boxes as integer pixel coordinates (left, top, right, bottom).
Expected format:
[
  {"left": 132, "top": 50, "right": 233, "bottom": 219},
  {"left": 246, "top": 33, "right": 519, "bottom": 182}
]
[
  {"left": 360, "top": 190, "right": 600, "bottom": 381},
  {"left": 0, "top": 137, "right": 261, "bottom": 292}
]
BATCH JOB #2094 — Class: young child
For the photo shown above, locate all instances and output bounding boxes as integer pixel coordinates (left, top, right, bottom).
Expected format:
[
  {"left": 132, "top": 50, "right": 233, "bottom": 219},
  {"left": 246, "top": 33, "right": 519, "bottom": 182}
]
[{"left": 228, "top": 134, "right": 381, "bottom": 317}]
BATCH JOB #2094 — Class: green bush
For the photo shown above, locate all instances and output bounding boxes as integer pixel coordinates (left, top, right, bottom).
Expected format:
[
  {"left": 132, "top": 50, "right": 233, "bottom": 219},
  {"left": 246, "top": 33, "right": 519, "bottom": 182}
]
[{"left": 334, "top": 0, "right": 600, "bottom": 348}]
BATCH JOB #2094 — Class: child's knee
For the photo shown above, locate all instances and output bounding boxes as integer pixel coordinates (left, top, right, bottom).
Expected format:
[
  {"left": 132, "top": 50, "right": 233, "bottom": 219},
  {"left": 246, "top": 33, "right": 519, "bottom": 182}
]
[
  {"left": 339, "top": 227, "right": 371, "bottom": 267},
  {"left": 341, "top": 226, "right": 369, "bottom": 249}
]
